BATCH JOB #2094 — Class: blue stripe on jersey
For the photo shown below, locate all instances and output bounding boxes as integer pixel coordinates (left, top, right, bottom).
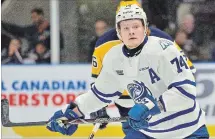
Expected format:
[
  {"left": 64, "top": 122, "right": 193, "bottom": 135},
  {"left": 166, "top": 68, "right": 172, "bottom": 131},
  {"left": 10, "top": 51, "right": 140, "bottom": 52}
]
[
  {"left": 149, "top": 86, "right": 196, "bottom": 126},
  {"left": 175, "top": 87, "right": 196, "bottom": 100},
  {"left": 91, "top": 88, "right": 111, "bottom": 103},
  {"left": 168, "top": 79, "right": 196, "bottom": 90},
  {"left": 144, "top": 109, "right": 202, "bottom": 133},
  {"left": 92, "top": 86, "right": 122, "bottom": 97},
  {"left": 149, "top": 100, "right": 196, "bottom": 126},
  {"left": 159, "top": 95, "right": 167, "bottom": 112},
  {"left": 168, "top": 80, "right": 196, "bottom": 100}
]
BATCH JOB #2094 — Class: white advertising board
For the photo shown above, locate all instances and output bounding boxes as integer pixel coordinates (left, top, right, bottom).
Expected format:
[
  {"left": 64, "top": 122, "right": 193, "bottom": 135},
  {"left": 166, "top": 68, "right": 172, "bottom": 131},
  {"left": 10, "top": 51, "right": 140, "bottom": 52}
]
[
  {"left": 194, "top": 63, "right": 215, "bottom": 125},
  {"left": 1, "top": 65, "right": 91, "bottom": 123}
]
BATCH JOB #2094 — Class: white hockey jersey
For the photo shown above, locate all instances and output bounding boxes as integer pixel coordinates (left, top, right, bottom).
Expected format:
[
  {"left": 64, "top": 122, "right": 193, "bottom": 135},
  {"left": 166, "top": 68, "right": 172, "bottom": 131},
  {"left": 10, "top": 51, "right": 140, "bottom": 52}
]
[{"left": 75, "top": 36, "right": 205, "bottom": 138}]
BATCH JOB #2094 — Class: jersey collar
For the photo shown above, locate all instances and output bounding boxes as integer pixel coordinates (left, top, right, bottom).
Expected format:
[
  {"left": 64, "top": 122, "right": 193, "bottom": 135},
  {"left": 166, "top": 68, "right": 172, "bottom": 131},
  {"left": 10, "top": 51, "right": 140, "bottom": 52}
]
[{"left": 122, "top": 36, "right": 148, "bottom": 57}]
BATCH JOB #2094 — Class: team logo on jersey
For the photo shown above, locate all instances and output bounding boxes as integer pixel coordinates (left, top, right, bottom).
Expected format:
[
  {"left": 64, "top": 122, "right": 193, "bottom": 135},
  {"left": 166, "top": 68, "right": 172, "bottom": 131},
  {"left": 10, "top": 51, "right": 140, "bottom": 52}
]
[
  {"left": 127, "top": 80, "right": 152, "bottom": 103},
  {"left": 159, "top": 39, "right": 173, "bottom": 50}
]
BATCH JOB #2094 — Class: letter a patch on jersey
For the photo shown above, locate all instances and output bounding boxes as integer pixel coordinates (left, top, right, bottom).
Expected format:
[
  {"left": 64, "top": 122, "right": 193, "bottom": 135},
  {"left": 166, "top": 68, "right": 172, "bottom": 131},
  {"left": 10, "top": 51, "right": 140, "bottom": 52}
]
[{"left": 148, "top": 68, "right": 160, "bottom": 84}]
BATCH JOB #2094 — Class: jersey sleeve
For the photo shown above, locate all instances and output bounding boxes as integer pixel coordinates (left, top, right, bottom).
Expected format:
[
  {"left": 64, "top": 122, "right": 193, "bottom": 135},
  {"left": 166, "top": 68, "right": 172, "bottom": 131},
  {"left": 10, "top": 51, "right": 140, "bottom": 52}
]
[
  {"left": 91, "top": 48, "right": 103, "bottom": 81},
  {"left": 153, "top": 41, "right": 196, "bottom": 112},
  {"left": 76, "top": 54, "right": 123, "bottom": 115},
  {"left": 91, "top": 40, "right": 122, "bottom": 82}
]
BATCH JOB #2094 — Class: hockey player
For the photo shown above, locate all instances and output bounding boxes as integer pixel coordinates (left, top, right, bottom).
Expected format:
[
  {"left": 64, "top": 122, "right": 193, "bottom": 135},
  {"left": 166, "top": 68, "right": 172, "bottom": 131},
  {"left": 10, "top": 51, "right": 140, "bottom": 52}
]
[
  {"left": 90, "top": 0, "right": 196, "bottom": 135},
  {"left": 47, "top": 4, "right": 209, "bottom": 139}
]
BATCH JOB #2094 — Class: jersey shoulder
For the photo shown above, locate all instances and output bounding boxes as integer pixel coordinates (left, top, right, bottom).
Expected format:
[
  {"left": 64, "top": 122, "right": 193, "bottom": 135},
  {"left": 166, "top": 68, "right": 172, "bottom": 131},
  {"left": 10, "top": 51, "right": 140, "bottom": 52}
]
[
  {"left": 103, "top": 43, "right": 124, "bottom": 64},
  {"left": 93, "top": 40, "right": 122, "bottom": 60},
  {"left": 95, "top": 28, "right": 118, "bottom": 47},
  {"left": 146, "top": 36, "right": 175, "bottom": 54},
  {"left": 92, "top": 40, "right": 122, "bottom": 78},
  {"left": 146, "top": 36, "right": 195, "bottom": 72}
]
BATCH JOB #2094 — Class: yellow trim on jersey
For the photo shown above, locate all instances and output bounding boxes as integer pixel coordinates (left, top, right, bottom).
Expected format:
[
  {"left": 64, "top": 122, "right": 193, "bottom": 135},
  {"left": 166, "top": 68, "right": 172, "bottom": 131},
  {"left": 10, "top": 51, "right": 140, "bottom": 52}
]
[
  {"left": 92, "top": 40, "right": 122, "bottom": 77},
  {"left": 174, "top": 42, "right": 195, "bottom": 71}
]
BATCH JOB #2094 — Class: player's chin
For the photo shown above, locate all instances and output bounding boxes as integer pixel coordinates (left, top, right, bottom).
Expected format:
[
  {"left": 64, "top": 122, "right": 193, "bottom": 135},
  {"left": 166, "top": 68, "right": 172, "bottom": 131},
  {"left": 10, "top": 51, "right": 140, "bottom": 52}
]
[{"left": 127, "top": 41, "right": 141, "bottom": 49}]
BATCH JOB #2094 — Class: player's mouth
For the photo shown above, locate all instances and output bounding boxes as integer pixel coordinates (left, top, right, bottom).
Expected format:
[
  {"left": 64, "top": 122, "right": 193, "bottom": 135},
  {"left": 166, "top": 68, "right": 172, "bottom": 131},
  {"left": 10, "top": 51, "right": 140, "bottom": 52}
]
[{"left": 129, "top": 37, "right": 137, "bottom": 40}]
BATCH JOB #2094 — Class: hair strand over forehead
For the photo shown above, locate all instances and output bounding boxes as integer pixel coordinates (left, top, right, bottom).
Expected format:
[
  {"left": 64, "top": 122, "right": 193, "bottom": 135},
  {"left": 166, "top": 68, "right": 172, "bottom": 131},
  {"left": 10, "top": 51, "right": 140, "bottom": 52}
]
[{"left": 117, "top": 19, "right": 145, "bottom": 30}]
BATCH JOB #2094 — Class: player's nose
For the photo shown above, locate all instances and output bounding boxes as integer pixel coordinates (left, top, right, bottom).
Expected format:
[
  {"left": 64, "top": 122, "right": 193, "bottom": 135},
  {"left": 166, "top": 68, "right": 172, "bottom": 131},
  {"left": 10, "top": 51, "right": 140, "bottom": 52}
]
[{"left": 129, "top": 29, "right": 135, "bottom": 36}]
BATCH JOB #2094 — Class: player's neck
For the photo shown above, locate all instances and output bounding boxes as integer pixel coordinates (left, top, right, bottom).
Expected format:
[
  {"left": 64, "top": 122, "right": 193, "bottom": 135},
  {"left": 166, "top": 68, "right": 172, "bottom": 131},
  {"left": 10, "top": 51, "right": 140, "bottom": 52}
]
[{"left": 122, "top": 36, "right": 148, "bottom": 57}]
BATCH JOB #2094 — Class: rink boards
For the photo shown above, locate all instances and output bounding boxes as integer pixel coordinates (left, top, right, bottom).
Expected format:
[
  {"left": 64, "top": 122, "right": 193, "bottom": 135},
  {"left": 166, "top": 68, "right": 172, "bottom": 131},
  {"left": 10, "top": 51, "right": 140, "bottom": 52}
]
[
  {"left": 1, "top": 125, "right": 215, "bottom": 138},
  {"left": 1, "top": 63, "right": 215, "bottom": 138}
]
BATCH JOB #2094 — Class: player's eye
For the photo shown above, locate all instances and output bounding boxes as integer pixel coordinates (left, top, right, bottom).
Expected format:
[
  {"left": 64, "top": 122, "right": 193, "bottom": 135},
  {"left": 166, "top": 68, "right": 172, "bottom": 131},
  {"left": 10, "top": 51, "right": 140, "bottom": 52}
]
[
  {"left": 133, "top": 25, "right": 139, "bottom": 29},
  {"left": 123, "top": 27, "right": 129, "bottom": 30}
]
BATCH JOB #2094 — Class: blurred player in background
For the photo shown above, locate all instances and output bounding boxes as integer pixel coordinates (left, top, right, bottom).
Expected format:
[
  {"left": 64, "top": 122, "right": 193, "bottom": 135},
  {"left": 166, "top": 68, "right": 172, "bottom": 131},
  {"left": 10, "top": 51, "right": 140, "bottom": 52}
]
[{"left": 46, "top": 2, "right": 208, "bottom": 139}]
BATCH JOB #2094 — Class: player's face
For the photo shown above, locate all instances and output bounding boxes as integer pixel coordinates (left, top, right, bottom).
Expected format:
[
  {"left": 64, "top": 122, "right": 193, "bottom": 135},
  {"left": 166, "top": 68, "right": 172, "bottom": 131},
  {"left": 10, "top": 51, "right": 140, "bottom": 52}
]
[{"left": 119, "top": 19, "right": 145, "bottom": 49}]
